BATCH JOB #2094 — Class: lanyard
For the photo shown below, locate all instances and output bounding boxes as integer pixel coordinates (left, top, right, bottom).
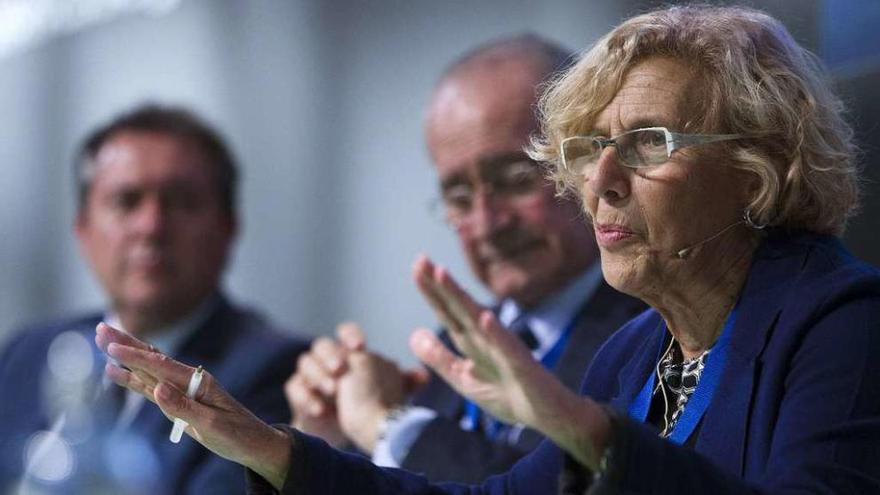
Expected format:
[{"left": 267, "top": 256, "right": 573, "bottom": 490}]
[
  {"left": 462, "top": 315, "right": 577, "bottom": 434},
  {"left": 627, "top": 307, "right": 738, "bottom": 445}
]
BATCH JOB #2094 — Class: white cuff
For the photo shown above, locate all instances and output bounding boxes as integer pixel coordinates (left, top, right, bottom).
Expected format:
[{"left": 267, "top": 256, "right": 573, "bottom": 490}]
[{"left": 371, "top": 406, "right": 437, "bottom": 467}]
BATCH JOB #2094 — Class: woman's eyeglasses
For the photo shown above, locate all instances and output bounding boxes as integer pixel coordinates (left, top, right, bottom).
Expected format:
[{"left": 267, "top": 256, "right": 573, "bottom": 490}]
[{"left": 559, "top": 127, "right": 746, "bottom": 176}]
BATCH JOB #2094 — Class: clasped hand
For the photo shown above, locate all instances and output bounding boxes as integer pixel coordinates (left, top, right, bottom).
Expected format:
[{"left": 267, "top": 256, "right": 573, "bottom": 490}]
[{"left": 285, "top": 322, "right": 428, "bottom": 452}]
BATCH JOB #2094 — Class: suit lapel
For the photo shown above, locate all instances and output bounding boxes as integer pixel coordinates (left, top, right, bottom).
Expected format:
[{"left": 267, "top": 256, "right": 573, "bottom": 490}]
[
  {"left": 554, "top": 282, "right": 645, "bottom": 391},
  {"left": 606, "top": 234, "right": 809, "bottom": 476},
  {"left": 694, "top": 240, "right": 803, "bottom": 475},
  {"left": 609, "top": 313, "right": 665, "bottom": 413}
]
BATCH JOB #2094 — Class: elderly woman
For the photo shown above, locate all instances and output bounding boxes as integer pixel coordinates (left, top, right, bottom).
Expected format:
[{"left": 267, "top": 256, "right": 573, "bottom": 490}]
[{"left": 96, "top": 5, "right": 880, "bottom": 494}]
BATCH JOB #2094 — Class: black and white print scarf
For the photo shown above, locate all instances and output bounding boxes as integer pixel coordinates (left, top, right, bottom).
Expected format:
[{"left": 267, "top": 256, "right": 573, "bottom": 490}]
[{"left": 657, "top": 347, "right": 710, "bottom": 437}]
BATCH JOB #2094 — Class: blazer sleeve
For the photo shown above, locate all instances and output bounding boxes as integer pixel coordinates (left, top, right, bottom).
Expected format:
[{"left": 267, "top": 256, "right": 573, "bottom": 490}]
[
  {"left": 581, "top": 285, "right": 880, "bottom": 494},
  {"left": 247, "top": 427, "right": 566, "bottom": 495}
]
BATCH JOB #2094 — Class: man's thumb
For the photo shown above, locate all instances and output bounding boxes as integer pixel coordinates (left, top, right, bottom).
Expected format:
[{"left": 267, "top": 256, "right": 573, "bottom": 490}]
[{"left": 403, "top": 366, "right": 431, "bottom": 394}]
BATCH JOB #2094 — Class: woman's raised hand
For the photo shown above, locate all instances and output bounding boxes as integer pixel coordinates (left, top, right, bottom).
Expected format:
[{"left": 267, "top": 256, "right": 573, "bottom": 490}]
[
  {"left": 95, "top": 323, "right": 291, "bottom": 489},
  {"left": 409, "top": 255, "right": 611, "bottom": 469}
]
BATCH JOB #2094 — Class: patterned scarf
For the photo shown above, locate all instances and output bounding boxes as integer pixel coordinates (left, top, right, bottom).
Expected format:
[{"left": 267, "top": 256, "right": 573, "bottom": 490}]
[{"left": 657, "top": 345, "right": 711, "bottom": 437}]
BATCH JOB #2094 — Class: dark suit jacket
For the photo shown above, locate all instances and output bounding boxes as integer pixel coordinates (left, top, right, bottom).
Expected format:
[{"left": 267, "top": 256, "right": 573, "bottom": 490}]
[
  {"left": 250, "top": 231, "right": 880, "bottom": 494},
  {"left": 402, "top": 281, "right": 645, "bottom": 483},
  {"left": 0, "top": 295, "right": 308, "bottom": 495}
]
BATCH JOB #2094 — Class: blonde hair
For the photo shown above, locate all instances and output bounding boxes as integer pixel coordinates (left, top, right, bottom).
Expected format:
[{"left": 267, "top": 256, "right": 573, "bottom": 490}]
[{"left": 530, "top": 5, "right": 859, "bottom": 235}]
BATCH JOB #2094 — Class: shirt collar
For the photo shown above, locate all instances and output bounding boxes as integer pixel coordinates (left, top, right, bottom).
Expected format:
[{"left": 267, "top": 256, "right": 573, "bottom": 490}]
[
  {"left": 497, "top": 262, "right": 603, "bottom": 358},
  {"left": 104, "top": 293, "right": 220, "bottom": 357}
]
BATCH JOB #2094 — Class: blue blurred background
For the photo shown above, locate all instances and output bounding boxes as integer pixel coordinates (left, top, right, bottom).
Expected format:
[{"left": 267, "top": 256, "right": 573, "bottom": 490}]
[{"left": 0, "top": 0, "right": 877, "bottom": 365}]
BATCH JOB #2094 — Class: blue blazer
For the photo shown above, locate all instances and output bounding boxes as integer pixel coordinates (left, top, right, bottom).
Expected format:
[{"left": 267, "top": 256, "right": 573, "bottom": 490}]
[
  {"left": 252, "top": 232, "right": 880, "bottom": 494},
  {"left": 0, "top": 296, "right": 308, "bottom": 495}
]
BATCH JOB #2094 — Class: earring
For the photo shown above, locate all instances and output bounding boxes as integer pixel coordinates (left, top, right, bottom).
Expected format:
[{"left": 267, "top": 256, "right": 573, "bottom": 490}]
[{"left": 743, "top": 209, "right": 767, "bottom": 230}]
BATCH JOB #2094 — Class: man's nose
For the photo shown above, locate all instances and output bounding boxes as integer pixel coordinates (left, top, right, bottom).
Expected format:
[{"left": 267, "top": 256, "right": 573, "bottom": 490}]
[
  {"left": 131, "top": 196, "right": 168, "bottom": 235},
  {"left": 468, "top": 189, "right": 515, "bottom": 237}
]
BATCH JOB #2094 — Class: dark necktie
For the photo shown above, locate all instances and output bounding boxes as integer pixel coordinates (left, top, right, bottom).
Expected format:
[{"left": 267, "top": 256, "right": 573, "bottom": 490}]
[
  {"left": 93, "top": 381, "right": 127, "bottom": 425},
  {"left": 515, "top": 324, "right": 539, "bottom": 351}
]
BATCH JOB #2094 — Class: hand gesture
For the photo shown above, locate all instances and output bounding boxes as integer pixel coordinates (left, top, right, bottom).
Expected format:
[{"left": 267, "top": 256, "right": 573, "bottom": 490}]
[
  {"left": 409, "top": 256, "right": 610, "bottom": 469},
  {"left": 285, "top": 323, "right": 365, "bottom": 447},
  {"left": 335, "top": 330, "right": 429, "bottom": 452},
  {"left": 95, "top": 323, "right": 291, "bottom": 489},
  {"left": 286, "top": 322, "right": 428, "bottom": 453}
]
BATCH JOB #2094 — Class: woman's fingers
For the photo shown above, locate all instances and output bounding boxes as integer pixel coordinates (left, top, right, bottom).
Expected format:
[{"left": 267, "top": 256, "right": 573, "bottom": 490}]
[
  {"left": 477, "top": 310, "right": 533, "bottom": 360},
  {"left": 95, "top": 322, "right": 154, "bottom": 353},
  {"left": 97, "top": 325, "right": 284, "bottom": 475},
  {"left": 106, "top": 363, "right": 197, "bottom": 429},
  {"left": 432, "top": 264, "right": 484, "bottom": 329},
  {"left": 413, "top": 256, "right": 512, "bottom": 379},
  {"left": 413, "top": 256, "right": 461, "bottom": 333},
  {"left": 97, "top": 322, "right": 165, "bottom": 391},
  {"left": 105, "top": 362, "right": 157, "bottom": 404},
  {"left": 153, "top": 381, "right": 211, "bottom": 429},
  {"left": 413, "top": 255, "right": 484, "bottom": 344},
  {"left": 410, "top": 328, "right": 466, "bottom": 389},
  {"left": 105, "top": 343, "right": 205, "bottom": 401}
]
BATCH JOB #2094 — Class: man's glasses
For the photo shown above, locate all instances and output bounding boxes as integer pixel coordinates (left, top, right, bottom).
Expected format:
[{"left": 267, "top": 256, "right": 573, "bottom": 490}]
[
  {"left": 435, "top": 159, "right": 546, "bottom": 228},
  {"left": 559, "top": 127, "right": 746, "bottom": 177}
]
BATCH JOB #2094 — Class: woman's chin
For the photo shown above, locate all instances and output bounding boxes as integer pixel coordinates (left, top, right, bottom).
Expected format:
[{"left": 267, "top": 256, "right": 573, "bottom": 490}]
[{"left": 599, "top": 259, "right": 642, "bottom": 298}]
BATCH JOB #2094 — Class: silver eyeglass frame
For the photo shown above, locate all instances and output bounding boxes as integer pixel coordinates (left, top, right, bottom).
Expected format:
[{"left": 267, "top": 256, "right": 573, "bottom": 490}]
[{"left": 559, "top": 126, "right": 747, "bottom": 173}]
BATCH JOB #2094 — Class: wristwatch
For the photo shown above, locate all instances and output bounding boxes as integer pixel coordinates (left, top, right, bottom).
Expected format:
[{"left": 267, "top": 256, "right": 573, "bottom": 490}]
[{"left": 376, "top": 405, "right": 411, "bottom": 443}]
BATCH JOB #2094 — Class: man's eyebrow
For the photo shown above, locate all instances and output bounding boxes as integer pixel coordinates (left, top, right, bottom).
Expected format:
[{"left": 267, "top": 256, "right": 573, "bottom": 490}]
[
  {"left": 440, "top": 173, "right": 468, "bottom": 192},
  {"left": 480, "top": 151, "right": 533, "bottom": 170},
  {"left": 439, "top": 151, "right": 538, "bottom": 191}
]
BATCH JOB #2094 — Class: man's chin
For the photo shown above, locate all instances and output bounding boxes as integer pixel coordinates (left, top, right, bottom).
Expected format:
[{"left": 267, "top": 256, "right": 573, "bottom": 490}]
[
  {"left": 118, "top": 287, "right": 188, "bottom": 315},
  {"left": 484, "top": 254, "right": 574, "bottom": 306},
  {"left": 486, "top": 267, "right": 538, "bottom": 302}
]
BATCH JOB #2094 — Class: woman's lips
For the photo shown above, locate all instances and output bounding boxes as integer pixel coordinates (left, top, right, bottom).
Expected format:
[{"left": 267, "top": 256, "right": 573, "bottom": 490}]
[{"left": 594, "top": 224, "right": 636, "bottom": 247}]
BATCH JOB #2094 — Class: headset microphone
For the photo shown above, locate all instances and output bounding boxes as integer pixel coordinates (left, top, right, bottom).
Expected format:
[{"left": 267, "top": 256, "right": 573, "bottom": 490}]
[{"left": 675, "top": 219, "right": 744, "bottom": 259}]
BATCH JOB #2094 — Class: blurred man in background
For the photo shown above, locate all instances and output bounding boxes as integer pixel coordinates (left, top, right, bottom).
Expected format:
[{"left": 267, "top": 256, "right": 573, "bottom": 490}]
[
  {"left": 286, "top": 35, "right": 645, "bottom": 483},
  {"left": 0, "top": 104, "right": 308, "bottom": 494}
]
